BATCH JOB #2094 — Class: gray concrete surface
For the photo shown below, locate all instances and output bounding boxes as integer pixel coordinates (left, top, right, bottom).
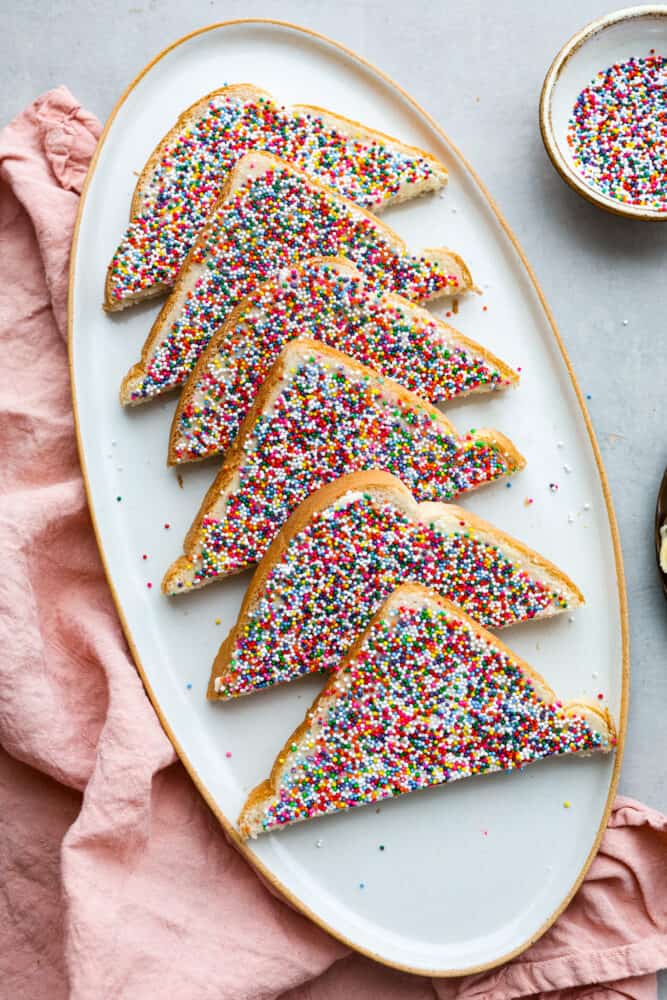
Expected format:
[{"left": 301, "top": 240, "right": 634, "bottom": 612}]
[{"left": 2, "top": 0, "right": 665, "bottom": 989}]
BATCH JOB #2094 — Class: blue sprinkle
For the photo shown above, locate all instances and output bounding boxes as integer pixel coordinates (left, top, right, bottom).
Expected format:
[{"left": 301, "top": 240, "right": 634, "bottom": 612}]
[
  {"left": 586, "top": 393, "right": 592, "bottom": 400},
  {"left": 186, "top": 683, "right": 192, "bottom": 690},
  {"left": 359, "top": 881, "right": 365, "bottom": 889},
  {"left": 506, "top": 482, "right": 512, "bottom": 488}
]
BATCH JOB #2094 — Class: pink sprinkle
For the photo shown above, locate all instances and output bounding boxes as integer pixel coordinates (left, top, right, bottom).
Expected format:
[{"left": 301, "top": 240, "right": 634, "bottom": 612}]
[
  {"left": 147, "top": 582, "right": 153, "bottom": 589},
  {"left": 225, "top": 751, "right": 232, "bottom": 758}
]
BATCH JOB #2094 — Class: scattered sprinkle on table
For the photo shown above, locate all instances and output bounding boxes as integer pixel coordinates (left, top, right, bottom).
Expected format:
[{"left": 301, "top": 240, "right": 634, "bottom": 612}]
[
  {"left": 563, "top": 800, "right": 571, "bottom": 809},
  {"left": 186, "top": 683, "right": 192, "bottom": 690},
  {"left": 568, "top": 54, "right": 667, "bottom": 211}
]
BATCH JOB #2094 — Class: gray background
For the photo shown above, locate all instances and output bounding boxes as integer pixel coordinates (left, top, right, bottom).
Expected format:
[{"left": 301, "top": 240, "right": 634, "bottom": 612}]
[{"left": 2, "top": 0, "right": 665, "bottom": 987}]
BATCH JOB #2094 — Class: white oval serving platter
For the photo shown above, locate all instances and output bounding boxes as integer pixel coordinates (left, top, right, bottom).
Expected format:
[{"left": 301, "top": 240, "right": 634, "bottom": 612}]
[{"left": 69, "top": 19, "right": 628, "bottom": 977}]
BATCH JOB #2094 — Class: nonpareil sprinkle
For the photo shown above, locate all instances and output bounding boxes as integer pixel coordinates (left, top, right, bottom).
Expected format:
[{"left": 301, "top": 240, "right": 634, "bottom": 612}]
[{"left": 567, "top": 55, "right": 667, "bottom": 211}]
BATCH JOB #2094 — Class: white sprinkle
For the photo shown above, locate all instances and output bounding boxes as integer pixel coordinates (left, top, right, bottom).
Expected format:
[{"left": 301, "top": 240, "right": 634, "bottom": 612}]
[
  {"left": 315, "top": 839, "right": 323, "bottom": 848},
  {"left": 116, "top": 466, "right": 123, "bottom": 472},
  {"left": 567, "top": 513, "right": 575, "bottom": 524},
  {"left": 556, "top": 441, "right": 564, "bottom": 449},
  {"left": 583, "top": 503, "right": 591, "bottom": 511},
  {"left": 622, "top": 319, "right": 628, "bottom": 326},
  {"left": 563, "top": 464, "right": 572, "bottom": 473},
  {"left": 111, "top": 440, "right": 117, "bottom": 447},
  {"left": 592, "top": 671, "right": 599, "bottom": 678},
  {"left": 568, "top": 616, "right": 575, "bottom": 623},
  {"left": 451, "top": 207, "right": 457, "bottom": 214}
]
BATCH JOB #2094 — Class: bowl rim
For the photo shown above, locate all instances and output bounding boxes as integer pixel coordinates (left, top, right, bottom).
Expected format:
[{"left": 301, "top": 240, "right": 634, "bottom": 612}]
[{"left": 539, "top": 4, "right": 667, "bottom": 221}]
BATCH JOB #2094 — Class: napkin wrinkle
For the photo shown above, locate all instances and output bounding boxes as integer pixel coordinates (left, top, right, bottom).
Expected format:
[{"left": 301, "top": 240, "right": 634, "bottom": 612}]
[{"left": 0, "top": 87, "right": 665, "bottom": 1000}]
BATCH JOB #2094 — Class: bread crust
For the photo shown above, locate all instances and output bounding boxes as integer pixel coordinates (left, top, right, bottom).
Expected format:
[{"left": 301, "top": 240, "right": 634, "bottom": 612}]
[
  {"left": 166, "top": 256, "right": 518, "bottom": 465},
  {"left": 238, "top": 582, "right": 615, "bottom": 838},
  {"left": 207, "top": 470, "right": 584, "bottom": 699},
  {"left": 105, "top": 86, "right": 449, "bottom": 311},
  {"left": 118, "top": 151, "right": 473, "bottom": 403},
  {"left": 162, "top": 340, "right": 525, "bottom": 596}
]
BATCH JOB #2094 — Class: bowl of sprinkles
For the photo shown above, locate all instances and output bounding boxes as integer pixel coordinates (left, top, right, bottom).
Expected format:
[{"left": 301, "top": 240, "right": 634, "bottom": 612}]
[{"left": 540, "top": 6, "right": 667, "bottom": 219}]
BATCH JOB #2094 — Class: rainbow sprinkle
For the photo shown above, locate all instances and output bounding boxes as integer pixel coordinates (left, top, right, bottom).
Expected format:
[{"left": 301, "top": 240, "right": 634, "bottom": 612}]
[
  {"left": 172, "top": 260, "right": 515, "bottom": 463},
  {"left": 214, "top": 489, "right": 573, "bottom": 699},
  {"left": 108, "top": 92, "right": 444, "bottom": 305},
  {"left": 166, "top": 346, "right": 520, "bottom": 587},
  {"left": 567, "top": 54, "right": 667, "bottom": 210},
  {"left": 244, "top": 595, "right": 612, "bottom": 834},
  {"left": 124, "top": 158, "right": 461, "bottom": 402}
]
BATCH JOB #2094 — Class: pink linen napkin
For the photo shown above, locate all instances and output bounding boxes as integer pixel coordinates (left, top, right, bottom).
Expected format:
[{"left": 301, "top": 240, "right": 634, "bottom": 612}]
[{"left": 0, "top": 87, "right": 665, "bottom": 1000}]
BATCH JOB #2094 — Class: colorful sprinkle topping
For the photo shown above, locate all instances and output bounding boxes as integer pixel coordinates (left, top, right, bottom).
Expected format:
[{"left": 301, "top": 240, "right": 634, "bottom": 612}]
[
  {"left": 248, "top": 597, "right": 611, "bottom": 833},
  {"left": 567, "top": 55, "right": 667, "bottom": 210},
  {"left": 170, "top": 347, "right": 519, "bottom": 585},
  {"left": 108, "top": 92, "right": 444, "bottom": 304},
  {"left": 125, "top": 159, "right": 460, "bottom": 401},
  {"left": 172, "top": 261, "right": 514, "bottom": 462},
  {"left": 215, "top": 491, "right": 572, "bottom": 698}
]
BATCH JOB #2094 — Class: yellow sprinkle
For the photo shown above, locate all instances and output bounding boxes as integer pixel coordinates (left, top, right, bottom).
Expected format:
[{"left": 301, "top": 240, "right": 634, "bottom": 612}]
[
  {"left": 563, "top": 800, "right": 571, "bottom": 809},
  {"left": 215, "top": 618, "right": 221, "bottom": 625}
]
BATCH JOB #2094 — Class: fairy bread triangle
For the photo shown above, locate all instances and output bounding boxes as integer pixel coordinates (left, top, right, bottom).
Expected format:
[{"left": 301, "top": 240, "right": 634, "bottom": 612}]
[
  {"left": 162, "top": 341, "right": 524, "bottom": 593},
  {"left": 120, "top": 152, "right": 473, "bottom": 404},
  {"left": 209, "top": 471, "right": 583, "bottom": 700},
  {"left": 105, "top": 85, "right": 448, "bottom": 309},
  {"left": 239, "top": 583, "right": 615, "bottom": 838},
  {"left": 167, "top": 257, "right": 517, "bottom": 462}
]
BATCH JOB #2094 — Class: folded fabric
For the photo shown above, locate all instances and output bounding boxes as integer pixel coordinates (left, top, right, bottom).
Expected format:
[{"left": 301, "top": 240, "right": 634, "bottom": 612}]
[{"left": 0, "top": 87, "right": 665, "bottom": 1000}]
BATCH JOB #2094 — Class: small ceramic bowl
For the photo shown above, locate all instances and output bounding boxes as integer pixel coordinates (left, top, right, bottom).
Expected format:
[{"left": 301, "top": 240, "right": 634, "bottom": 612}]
[{"left": 540, "top": 6, "right": 667, "bottom": 220}]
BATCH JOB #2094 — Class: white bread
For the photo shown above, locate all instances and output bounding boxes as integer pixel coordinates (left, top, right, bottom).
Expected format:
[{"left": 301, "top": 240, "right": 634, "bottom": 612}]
[
  {"left": 120, "top": 152, "right": 473, "bottom": 406},
  {"left": 167, "top": 256, "right": 518, "bottom": 462},
  {"left": 208, "top": 470, "right": 583, "bottom": 700},
  {"left": 105, "top": 84, "right": 448, "bottom": 310},
  {"left": 239, "top": 582, "right": 616, "bottom": 838},
  {"left": 162, "top": 341, "right": 524, "bottom": 594}
]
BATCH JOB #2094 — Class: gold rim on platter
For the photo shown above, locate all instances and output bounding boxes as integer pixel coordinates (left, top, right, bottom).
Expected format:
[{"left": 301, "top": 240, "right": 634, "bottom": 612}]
[{"left": 67, "top": 18, "right": 630, "bottom": 977}]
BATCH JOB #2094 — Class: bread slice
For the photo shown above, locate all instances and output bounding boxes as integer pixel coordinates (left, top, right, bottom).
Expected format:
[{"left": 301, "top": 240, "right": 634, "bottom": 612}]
[
  {"left": 209, "top": 470, "right": 583, "bottom": 700},
  {"left": 105, "top": 84, "right": 448, "bottom": 310},
  {"left": 168, "top": 257, "right": 517, "bottom": 463},
  {"left": 238, "top": 583, "right": 615, "bottom": 838},
  {"left": 162, "top": 340, "right": 524, "bottom": 593},
  {"left": 120, "top": 152, "right": 473, "bottom": 405}
]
